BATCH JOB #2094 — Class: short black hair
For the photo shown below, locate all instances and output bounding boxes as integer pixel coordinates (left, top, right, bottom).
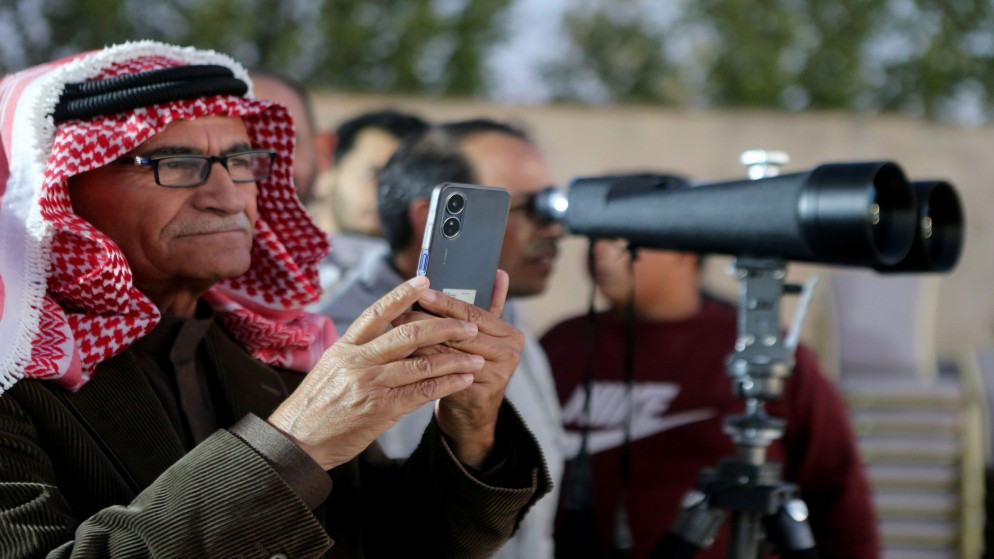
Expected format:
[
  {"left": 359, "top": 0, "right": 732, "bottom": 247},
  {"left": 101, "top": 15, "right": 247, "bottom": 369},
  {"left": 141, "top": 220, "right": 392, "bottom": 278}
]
[
  {"left": 377, "top": 127, "right": 476, "bottom": 253},
  {"left": 376, "top": 117, "right": 536, "bottom": 253},
  {"left": 334, "top": 109, "right": 429, "bottom": 164},
  {"left": 438, "top": 118, "right": 532, "bottom": 145}
]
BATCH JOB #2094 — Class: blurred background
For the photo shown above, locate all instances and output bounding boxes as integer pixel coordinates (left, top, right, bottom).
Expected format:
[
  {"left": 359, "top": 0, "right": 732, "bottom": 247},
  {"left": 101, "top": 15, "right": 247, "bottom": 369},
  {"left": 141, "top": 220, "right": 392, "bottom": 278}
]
[{"left": 4, "top": 1, "right": 993, "bottom": 556}]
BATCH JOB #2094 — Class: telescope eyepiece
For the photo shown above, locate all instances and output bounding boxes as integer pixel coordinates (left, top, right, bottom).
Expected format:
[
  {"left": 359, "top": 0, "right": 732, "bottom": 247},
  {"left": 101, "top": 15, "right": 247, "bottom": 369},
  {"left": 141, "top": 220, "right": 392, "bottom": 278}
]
[{"left": 531, "top": 186, "right": 569, "bottom": 223}]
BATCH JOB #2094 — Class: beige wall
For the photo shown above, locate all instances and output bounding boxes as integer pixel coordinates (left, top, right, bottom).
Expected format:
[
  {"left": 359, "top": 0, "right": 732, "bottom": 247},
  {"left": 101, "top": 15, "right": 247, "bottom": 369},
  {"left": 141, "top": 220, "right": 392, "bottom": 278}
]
[{"left": 310, "top": 92, "right": 992, "bottom": 374}]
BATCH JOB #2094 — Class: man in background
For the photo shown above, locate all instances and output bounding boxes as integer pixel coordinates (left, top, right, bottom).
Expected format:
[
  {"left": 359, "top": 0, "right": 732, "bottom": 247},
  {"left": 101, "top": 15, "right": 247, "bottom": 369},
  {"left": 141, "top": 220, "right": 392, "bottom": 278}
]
[
  {"left": 312, "top": 109, "right": 429, "bottom": 300},
  {"left": 541, "top": 241, "right": 880, "bottom": 558},
  {"left": 249, "top": 70, "right": 324, "bottom": 204},
  {"left": 316, "top": 119, "right": 566, "bottom": 558}
]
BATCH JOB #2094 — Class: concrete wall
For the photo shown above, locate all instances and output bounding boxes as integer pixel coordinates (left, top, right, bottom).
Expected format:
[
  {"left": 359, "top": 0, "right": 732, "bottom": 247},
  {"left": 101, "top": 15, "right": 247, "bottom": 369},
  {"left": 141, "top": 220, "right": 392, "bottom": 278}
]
[{"left": 309, "top": 92, "right": 993, "bottom": 376}]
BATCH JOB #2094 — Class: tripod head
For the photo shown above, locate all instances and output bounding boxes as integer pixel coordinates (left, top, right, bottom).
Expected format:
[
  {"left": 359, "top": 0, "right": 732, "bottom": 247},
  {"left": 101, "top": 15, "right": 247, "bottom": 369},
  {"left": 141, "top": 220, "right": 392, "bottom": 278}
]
[{"left": 652, "top": 153, "right": 822, "bottom": 559}]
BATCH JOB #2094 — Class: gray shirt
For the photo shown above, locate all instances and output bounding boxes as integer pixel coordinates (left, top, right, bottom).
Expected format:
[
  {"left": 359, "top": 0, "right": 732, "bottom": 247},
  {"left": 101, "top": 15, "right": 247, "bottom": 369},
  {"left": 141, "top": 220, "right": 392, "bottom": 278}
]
[
  {"left": 315, "top": 247, "right": 564, "bottom": 559},
  {"left": 310, "top": 233, "right": 389, "bottom": 311}
]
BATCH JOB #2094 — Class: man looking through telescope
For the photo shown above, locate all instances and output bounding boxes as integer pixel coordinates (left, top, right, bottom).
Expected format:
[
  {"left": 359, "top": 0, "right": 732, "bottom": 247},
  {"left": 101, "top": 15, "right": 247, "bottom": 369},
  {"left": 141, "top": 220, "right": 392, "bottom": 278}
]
[{"left": 541, "top": 241, "right": 879, "bottom": 558}]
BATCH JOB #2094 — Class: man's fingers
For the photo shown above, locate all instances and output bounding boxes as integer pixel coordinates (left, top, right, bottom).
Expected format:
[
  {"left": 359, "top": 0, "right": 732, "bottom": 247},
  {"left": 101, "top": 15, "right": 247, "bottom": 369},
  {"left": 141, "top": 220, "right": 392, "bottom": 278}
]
[
  {"left": 395, "top": 373, "right": 476, "bottom": 413},
  {"left": 489, "top": 269, "right": 509, "bottom": 318},
  {"left": 348, "top": 317, "right": 478, "bottom": 365},
  {"left": 339, "top": 277, "right": 430, "bottom": 345},
  {"left": 440, "top": 330, "right": 520, "bottom": 366},
  {"left": 416, "top": 287, "right": 503, "bottom": 333},
  {"left": 391, "top": 309, "right": 434, "bottom": 328},
  {"left": 378, "top": 351, "right": 484, "bottom": 388}
]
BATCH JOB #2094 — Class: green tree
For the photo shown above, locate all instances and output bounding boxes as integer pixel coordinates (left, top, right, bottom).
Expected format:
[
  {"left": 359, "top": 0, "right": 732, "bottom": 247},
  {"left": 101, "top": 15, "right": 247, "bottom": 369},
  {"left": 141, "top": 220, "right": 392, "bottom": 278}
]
[
  {"left": 0, "top": 0, "right": 512, "bottom": 97},
  {"left": 547, "top": 0, "right": 994, "bottom": 121},
  {"left": 313, "top": 0, "right": 511, "bottom": 95},
  {"left": 5, "top": 0, "right": 994, "bottom": 121},
  {"left": 545, "top": 0, "right": 675, "bottom": 104}
]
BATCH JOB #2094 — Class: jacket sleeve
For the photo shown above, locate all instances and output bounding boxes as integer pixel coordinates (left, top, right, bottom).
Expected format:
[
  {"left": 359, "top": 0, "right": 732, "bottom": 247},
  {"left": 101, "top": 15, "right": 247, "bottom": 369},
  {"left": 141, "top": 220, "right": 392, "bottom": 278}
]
[
  {"left": 358, "top": 400, "right": 554, "bottom": 558},
  {"left": 0, "top": 392, "right": 332, "bottom": 559},
  {"left": 782, "top": 345, "right": 881, "bottom": 559}
]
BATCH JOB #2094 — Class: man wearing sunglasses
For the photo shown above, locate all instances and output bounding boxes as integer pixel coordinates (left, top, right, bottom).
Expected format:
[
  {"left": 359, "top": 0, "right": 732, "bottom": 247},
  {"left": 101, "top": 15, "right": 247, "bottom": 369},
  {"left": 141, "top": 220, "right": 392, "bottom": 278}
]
[{"left": 0, "top": 43, "right": 550, "bottom": 558}]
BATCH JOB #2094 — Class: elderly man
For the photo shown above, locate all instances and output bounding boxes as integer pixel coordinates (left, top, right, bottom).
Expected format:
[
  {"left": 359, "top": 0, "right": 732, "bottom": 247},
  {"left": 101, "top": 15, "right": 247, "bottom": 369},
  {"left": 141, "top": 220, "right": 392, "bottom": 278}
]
[
  {"left": 317, "top": 119, "right": 565, "bottom": 559},
  {"left": 0, "top": 42, "right": 549, "bottom": 558}
]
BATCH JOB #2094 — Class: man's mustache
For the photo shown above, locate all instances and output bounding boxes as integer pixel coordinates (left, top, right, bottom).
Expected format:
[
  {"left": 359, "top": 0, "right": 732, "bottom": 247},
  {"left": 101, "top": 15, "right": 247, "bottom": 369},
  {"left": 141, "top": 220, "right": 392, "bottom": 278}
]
[
  {"left": 523, "top": 239, "right": 559, "bottom": 260},
  {"left": 164, "top": 213, "right": 252, "bottom": 238}
]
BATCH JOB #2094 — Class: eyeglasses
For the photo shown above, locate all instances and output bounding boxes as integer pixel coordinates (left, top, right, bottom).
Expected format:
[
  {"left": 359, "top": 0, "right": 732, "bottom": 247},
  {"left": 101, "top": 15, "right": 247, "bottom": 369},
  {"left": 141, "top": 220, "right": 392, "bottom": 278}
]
[
  {"left": 509, "top": 186, "right": 561, "bottom": 223},
  {"left": 116, "top": 150, "right": 277, "bottom": 188}
]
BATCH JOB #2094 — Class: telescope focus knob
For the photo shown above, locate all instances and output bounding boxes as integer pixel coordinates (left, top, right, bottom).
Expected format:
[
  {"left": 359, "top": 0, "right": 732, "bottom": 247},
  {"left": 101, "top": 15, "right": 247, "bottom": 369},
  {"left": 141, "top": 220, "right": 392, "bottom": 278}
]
[{"left": 741, "top": 150, "right": 790, "bottom": 180}]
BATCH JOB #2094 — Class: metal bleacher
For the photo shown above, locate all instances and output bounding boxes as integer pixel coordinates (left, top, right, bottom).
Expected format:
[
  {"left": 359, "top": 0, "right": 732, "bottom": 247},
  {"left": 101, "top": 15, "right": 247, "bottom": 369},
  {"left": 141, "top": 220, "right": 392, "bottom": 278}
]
[{"left": 830, "top": 271, "right": 987, "bottom": 559}]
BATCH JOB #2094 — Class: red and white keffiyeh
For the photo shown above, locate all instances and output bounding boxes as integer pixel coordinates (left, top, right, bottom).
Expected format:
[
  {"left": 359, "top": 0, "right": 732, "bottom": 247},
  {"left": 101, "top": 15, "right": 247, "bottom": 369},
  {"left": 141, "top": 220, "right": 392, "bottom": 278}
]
[{"left": 0, "top": 41, "right": 336, "bottom": 393}]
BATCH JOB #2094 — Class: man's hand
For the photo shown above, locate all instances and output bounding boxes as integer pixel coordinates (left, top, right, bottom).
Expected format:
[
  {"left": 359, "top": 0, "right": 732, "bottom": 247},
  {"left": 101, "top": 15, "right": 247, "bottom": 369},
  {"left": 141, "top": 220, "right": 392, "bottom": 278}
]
[
  {"left": 267, "top": 276, "right": 486, "bottom": 471},
  {"left": 393, "top": 270, "right": 524, "bottom": 468}
]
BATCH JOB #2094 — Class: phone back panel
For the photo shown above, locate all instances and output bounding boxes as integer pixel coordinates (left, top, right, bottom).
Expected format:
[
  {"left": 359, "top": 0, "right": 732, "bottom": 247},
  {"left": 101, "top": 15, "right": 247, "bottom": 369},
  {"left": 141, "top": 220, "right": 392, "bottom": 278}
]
[{"left": 417, "top": 183, "right": 510, "bottom": 308}]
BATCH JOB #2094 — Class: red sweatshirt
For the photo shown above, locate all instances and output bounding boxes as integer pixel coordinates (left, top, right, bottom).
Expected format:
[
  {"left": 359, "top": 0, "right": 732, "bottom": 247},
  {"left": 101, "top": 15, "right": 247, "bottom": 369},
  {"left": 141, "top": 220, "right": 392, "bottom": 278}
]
[{"left": 541, "top": 296, "right": 879, "bottom": 559}]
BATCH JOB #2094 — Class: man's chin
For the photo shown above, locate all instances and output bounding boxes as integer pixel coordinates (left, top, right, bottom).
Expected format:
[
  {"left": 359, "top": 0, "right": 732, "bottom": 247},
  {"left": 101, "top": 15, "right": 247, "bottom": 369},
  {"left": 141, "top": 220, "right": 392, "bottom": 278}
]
[
  {"left": 183, "top": 256, "right": 253, "bottom": 283},
  {"left": 507, "top": 279, "right": 548, "bottom": 299},
  {"left": 349, "top": 218, "right": 382, "bottom": 238}
]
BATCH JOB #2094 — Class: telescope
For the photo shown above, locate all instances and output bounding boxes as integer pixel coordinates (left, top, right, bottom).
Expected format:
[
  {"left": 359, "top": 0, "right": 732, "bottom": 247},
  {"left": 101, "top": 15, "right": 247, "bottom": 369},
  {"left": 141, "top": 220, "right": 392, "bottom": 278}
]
[
  {"left": 533, "top": 161, "right": 963, "bottom": 272},
  {"left": 536, "top": 159, "right": 964, "bottom": 557}
]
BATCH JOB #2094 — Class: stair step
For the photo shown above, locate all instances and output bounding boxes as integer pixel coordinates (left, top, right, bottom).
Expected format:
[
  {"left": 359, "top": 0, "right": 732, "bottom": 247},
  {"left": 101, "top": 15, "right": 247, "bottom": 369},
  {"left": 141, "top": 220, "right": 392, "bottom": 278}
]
[
  {"left": 882, "top": 548, "right": 957, "bottom": 559},
  {"left": 874, "top": 490, "right": 959, "bottom": 518},
  {"left": 842, "top": 379, "right": 965, "bottom": 410},
  {"left": 858, "top": 436, "right": 961, "bottom": 464},
  {"left": 879, "top": 519, "right": 958, "bottom": 548},
  {"left": 867, "top": 464, "right": 959, "bottom": 491},
  {"left": 852, "top": 409, "right": 961, "bottom": 436}
]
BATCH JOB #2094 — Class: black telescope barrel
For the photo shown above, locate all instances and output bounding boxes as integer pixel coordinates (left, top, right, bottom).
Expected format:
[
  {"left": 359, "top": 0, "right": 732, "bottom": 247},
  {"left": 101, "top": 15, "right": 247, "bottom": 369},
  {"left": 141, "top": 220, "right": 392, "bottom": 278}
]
[
  {"left": 797, "top": 162, "right": 916, "bottom": 266},
  {"left": 876, "top": 179, "right": 964, "bottom": 273},
  {"left": 563, "top": 161, "right": 918, "bottom": 268}
]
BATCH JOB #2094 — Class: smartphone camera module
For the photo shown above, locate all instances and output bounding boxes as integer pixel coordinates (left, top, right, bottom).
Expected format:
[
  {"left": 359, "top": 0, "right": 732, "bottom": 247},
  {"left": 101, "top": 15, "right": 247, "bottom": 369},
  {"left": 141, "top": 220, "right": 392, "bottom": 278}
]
[
  {"left": 446, "top": 192, "right": 466, "bottom": 214},
  {"left": 442, "top": 216, "right": 461, "bottom": 238}
]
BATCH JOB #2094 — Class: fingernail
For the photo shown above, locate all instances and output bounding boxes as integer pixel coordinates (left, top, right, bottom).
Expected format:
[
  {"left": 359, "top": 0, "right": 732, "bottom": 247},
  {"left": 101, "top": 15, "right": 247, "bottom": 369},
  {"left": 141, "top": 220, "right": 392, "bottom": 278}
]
[
  {"left": 420, "top": 289, "right": 437, "bottom": 303},
  {"left": 408, "top": 276, "right": 428, "bottom": 288},
  {"left": 470, "top": 354, "right": 485, "bottom": 366},
  {"left": 463, "top": 321, "right": 478, "bottom": 335},
  {"left": 460, "top": 373, "right": 475, "bottom": 384}
]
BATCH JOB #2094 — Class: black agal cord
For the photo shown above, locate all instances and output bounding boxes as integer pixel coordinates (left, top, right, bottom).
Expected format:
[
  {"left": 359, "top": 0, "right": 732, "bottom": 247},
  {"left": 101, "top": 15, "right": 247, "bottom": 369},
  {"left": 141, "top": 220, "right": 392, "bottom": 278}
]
[{"left": 53, "top": 64, "right": 247, "bottom": 122}]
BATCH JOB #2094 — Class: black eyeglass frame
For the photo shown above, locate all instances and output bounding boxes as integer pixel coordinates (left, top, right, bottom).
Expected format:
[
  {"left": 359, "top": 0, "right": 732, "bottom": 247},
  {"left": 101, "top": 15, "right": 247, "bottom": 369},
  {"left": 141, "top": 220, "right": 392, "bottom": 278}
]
[{"left": 114, "top": 150, "right": 277, "bottom": 188}]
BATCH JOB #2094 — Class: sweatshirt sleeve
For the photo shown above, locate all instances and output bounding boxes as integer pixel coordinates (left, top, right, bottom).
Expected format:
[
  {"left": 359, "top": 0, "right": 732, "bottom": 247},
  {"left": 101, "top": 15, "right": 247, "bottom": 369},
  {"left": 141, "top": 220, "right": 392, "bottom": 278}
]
[{"left": 782, "top": 344, "right": 881, "bottom": 559}]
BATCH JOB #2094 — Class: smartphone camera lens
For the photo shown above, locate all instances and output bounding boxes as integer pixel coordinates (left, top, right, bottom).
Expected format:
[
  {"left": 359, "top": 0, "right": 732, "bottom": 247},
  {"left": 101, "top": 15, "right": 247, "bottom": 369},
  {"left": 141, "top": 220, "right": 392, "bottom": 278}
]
[
  {"left": 446, "top": 193, "right": 466, "bottom": 214},
  {"left": 442, "top": 216, "right": 461, "bottom": 238}
]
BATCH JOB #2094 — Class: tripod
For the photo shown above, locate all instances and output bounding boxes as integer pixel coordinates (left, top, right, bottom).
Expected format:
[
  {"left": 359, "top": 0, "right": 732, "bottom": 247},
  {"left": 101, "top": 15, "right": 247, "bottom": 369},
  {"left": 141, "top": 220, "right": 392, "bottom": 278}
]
[{"left": 650, "top": 256, "right": 819, "bottom": 559}]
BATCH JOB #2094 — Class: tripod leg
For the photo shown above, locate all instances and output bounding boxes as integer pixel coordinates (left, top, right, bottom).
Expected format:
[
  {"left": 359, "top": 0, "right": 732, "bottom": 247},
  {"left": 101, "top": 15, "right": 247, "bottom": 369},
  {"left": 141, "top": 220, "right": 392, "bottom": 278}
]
[
  {"left": 729, "top": 511, "right": 764, "bottom": 559},
  {"left": 650, "top": 491, "right": 725, "bottom": 559},
  {"left": 764, "top": 498, "right": 819, "bottom": 559}
]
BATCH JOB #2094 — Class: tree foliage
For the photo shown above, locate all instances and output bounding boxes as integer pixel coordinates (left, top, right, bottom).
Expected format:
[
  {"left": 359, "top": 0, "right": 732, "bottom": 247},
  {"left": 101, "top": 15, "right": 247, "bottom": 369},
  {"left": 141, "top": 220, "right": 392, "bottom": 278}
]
[
  {"left": 0, "top": 0, "right": 512, "bottom": 96},
  {"left": 3, "top": 0, "right": 994, "bottom": 121},
  {"left": 549, "top": 0, "right": 994, "bottom": 121},
  {"left": 544, "top": 0, "right": 674, "bottom": 104}
]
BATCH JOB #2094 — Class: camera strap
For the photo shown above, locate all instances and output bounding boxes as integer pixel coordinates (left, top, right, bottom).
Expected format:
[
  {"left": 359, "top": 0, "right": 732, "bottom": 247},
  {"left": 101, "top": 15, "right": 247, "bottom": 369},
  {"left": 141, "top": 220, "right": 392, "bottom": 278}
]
[
  {"left": 610, "top": 244, "right": 638, "bottom": 558},
  {"left": 558, "top": 242, "right": 604, "bottom": 557}
]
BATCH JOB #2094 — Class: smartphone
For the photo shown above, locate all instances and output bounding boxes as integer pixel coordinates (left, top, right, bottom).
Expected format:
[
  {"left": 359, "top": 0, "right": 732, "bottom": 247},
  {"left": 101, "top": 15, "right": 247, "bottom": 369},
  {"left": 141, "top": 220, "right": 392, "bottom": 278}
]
[{"left": 417, "top": 183, "right": 511, "bottom": 309}]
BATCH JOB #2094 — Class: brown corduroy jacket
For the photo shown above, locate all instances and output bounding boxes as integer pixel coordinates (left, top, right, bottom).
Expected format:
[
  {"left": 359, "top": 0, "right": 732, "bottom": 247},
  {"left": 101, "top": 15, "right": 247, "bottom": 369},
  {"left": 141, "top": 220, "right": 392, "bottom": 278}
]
[{"left": 0, "top": 322, "right": 551, "bottom": 558}]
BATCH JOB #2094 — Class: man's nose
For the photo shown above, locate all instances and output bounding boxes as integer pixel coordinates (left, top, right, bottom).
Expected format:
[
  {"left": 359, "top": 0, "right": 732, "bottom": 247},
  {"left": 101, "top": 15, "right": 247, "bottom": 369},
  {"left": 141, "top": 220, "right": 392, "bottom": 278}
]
[
  {"left": 539, "top": 218, "right": 565, "bottom": 240},
  {"left": 194, "top": 160, "right": 251, "bottom": 213}
]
